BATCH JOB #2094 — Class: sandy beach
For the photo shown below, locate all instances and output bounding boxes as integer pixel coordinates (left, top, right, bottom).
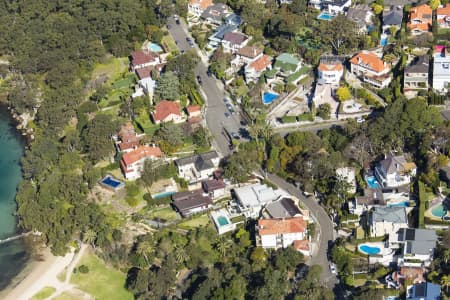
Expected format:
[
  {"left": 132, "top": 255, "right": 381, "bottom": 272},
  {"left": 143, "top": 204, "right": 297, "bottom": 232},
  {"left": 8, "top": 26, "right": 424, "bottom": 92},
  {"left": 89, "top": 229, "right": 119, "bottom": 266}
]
[{"left": 1, "top": 245, "right": 85, "bottom": 300}]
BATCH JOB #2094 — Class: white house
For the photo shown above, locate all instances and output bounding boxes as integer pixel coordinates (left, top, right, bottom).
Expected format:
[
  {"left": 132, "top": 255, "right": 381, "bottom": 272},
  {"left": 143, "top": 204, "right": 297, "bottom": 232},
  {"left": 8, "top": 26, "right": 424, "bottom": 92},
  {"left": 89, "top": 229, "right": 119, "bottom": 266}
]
[
  {"left": 202, "top": 179, "right": 226, "bottom": 199},
  {"left": 432, "top": 46, "right": 450, "bottom": 94},
  {"left": 245, "top": 54, "right": 272, "bottom": 84},
  {"left": 336, "top": 167, "right": 357, "bottom": 194},
  {"left": 175, "top": 151, "right": 220, "bottom": 183},
  {"left": 221, "top": 31, "right": 249, "bottom": 53},
  {"left": 130, "top": 50, "right": 161, "bottom": 71},
  {"left": 317, "top": 60, "right": 344, "bottom": 85},
  {"left": 350, "top": 50, "right": 392, "bottom": 88},
  {"left": 324, "top": 0, "right": 352, "bottom": 15},
  {"left": 406, "top": 282, "right": 441, "bottom": 300},
  {"left": 369, "top": 207, "right": 408, "bottom": 237},
  {"left": 234, "top": 183, "right": 280, "bottom": 218},
  {"left": 391, "top": 228, "right": 438, "bottom": 267},
  {"left": 188, "top": 0, "right": 213, "bottom": 17},
  {"left": 211, "top": 209, "right": 236, "bottom": 235},
  {"left": 231, "top": 46, "right": 263, "bottom": 71},
  {"left": 120, "top": 145, "right": 163, "bottom": 180},
  {"left": 346, "top": 4, "right": 374, "bottom": 34},
  {"left": 375, "top": 154, "right": 417, "bottom": 188}
]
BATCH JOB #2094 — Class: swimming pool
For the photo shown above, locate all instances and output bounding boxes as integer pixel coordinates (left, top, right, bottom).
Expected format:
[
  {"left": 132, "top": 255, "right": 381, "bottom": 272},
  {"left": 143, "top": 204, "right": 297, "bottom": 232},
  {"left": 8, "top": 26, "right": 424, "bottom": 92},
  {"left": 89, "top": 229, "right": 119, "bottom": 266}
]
[
  {"left": 366, "top": 176, "right": 381, "bottom": 189},
  {"left": 317, "top": 12, "right": 334, "bottom": 21},
  {"left": 431, "top": 204, "right": 447, "bottom": 218},
  {"left": 100, "top": 175, "right": 125, "bottom": 190},
  {"left": 217, "top": 216, "right": 230, "bottom": 226},
  {"left": 380, "top": 37, "right": 388, "bottom": 47},
  {"left": 262, "top": 92, "right": 279, "bottom": 105},
  {"left": 146, "top": 42, "right": 163, "bottom": 53},
  {"left": 359, "top": 244, "right": 381, "bottom": 255},
  {"left": 388, "top": 201, "right": 409, "bottom": 207},
  {"left": 153, "top": 191, "right": 176, "bottom": 199}
]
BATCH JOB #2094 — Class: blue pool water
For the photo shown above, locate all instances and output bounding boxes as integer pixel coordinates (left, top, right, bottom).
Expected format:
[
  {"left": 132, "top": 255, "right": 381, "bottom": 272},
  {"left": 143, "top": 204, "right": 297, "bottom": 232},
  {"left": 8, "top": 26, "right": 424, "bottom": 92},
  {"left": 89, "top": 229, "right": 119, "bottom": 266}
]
[
  {"left": 388, "top": 201, "right": 409, "bottom": 207},
  {"left": 359, "top": 244, "right": 381, "bottom": 255},
  {"left": 431, "top": 204, "right": 447, "bottom": 218},
  {"left": 217, "top": 216, "right": 229, "bottom": 226},
  {"left": 317, "top": 12, "right": 334, "bottom": 21},
  {"left": 380, "top": 37, "right": 388, "bottom": 46},
  {"left": 366, "top": 176, "right": 381, "bottom": 189},
  {"left": 153, "top": 191, "right": 176, "bottom": 199},
  {"left": 100, "top": 175, "right": 124, "bottom": 190},
  {"left": 147, "top": 42, "right": 163, "bottom": 53},
  {"left": 262, "top": 92, "right": 279, "bottom": 105}
]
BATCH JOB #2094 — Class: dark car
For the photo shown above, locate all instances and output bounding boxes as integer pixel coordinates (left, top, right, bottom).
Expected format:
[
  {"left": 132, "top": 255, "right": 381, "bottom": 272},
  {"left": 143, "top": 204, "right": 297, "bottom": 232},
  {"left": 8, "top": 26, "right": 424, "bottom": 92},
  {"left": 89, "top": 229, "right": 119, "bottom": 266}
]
[
  {"left": 186, "top": 37, "right": 191, "bottom": 42},
  {"left": 197, "top": 75, "right": 202, "bottom": 85},
  {"left": 240, "top": 120, "right": 247, "bottom": 126},
  {"left": 176, "top": 19, "right": 180, "bottom": 25},
  {"left": 207, "top": 69, "right": 212, "bottom": 77},
  {"left": 231, "top": 132, "right": 240, "bottom": 140},
  {"left": 224, "top": 112, "right": 231, "bottom": 118},
  {"left": 167, "top": 24, "right": 171, "bottom": 29}
]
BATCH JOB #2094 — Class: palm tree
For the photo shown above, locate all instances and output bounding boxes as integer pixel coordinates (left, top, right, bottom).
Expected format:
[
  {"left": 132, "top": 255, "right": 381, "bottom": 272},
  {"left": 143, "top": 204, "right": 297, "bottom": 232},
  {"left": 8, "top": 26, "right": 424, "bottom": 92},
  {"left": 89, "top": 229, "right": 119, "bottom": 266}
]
[
  {"left": 441, "top": 275, "right": 450, "bottom": 294},
  {"left": 136, "top": 240, "right": 153, "bottom": 267},
  {"left": 82, "top": 229, "right": 97, "bottom": 249},
  {"left": 174, "top": 246, "right": 188, "bottom": 265},
  {"left": 216, "top": 237, "right": 232, "bottom": 258}
]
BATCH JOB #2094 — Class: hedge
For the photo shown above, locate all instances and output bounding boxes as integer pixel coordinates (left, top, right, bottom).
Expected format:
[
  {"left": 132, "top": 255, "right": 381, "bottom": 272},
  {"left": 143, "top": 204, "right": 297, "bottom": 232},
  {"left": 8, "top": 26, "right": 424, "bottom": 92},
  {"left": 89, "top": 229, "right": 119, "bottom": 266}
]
[
  {"left": 190, "top": 87, "right": 204, "bottom": 106},
  {"left": 298, "top": 112, "right": 313, "bottom": 121},
  {"left": 281, "top": 116, "right": 297, "bottom": 123},
  {"left": 418, "top": 181, "right": 426, "bottom": 228}
]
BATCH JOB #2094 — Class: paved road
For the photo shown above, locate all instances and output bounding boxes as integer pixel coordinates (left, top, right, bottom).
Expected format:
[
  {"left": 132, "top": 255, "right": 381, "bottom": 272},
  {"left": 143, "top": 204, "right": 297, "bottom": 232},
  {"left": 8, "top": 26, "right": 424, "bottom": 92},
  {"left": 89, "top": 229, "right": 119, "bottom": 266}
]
[
  {"left": 267, "top": 173, "right": 338, "bottom": 288},
  {"left": 167, "top": 18, "right": 240, "bottom": 156}
]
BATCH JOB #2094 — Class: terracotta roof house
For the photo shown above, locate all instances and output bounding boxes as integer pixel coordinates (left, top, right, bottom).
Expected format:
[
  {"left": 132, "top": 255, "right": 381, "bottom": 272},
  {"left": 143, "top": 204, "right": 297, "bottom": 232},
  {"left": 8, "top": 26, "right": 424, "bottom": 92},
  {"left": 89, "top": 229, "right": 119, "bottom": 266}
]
[
  {"left": 404, "top": 55, "right": 429, "bottom": 91},
  {"left": 186, "top": 105, "right": 201, "bottom": 117},
  {"left": 437, "top": 4, "right": 450, "bottom": 28},
  {"left": 231, "top": 46, "right": 263, "bottom": 70},
  {"left": 130, "top": 50, "right": 160, "bottom": 71},
  {"left": 115, "top": 122, "right": 140, "bottom": 153},
  {"left": 317, "top": 59, "right": 344, "bottom": 85},
  {"left": 245, "top": 54, "right": 272, "bottom": 84},
  {"left": 293, "top": 240, "right": 310, "bottom": 256},
  {"left": 152, "top": 100, "right": 183, "bottom": 124},
  {"left": 120, "top": 145, "right": 163, "bottom": 180},
  {"left": 171, "top": 190, "right": 213, "bottom": 217},
  {"left": 407, "top": 4, "right": 432, "bottom": 35},
  {"left": 188, "top": 0, "right": 213, "bottom": 17},
  {"left": 257, "top": 217, "right": 308, "bottom": 254},
  {"left": 222, "top": 32, "right": 249, "bottom": 53},
  {"left": 375, "top": 154, "right": 417, "bottom": 188},
  {"left": 350, "top": 51, "right": 392, "bottom": 88},
  {"left": 202, "top": 179, "right": 226, "bottom": 199}
]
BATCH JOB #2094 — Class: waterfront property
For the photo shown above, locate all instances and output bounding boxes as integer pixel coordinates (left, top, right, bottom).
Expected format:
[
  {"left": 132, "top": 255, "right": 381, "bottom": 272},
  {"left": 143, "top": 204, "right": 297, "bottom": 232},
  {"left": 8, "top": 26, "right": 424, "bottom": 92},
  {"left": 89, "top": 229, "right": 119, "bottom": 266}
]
[{"left": 99, "top": 175, "right": 125, "bottom": 191}]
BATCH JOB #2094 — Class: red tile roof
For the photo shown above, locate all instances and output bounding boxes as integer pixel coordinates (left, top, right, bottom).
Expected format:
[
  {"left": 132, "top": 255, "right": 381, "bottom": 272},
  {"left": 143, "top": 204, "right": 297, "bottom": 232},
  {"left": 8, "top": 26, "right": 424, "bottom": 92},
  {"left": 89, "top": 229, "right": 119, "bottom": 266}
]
[
  {"left": 437, "top": 4, "right": 450, "bottom": 16},
  {"left": 186, "top": 105, "right": 201, "bottom": 114},
  {"left": 249, "top": 55, "right": 272, "bottom": 72},
  {"left": 223, "top": 32, "right": 248, "bottom": 45},
  {"left": 152, "top": 100, "right": 181, "bottom": 122},
  {"left": 189, "top": 0, "right": 213, "bottom": 9},
  {"left": 118, "top": 122, "right": 140, "bottom": 151},
  {"left": 136, "top": 66, "right": 153, "bottom": 80},
  {"left": 131, "top": 50, "right": 159, "bottom": 66},
  {"left": 258, "top": 217, "right": 306, "bottom": 235},
  {"left": 350, "top": 51, "right": 388, "bottom": 73},
  {"left": 293, "top": 240, "right": 309, "bottom": 251},
  {"left": 318, "top": 62, "right": 343, "bottom": 72},
  {"left": 408, "top": 4, "right": 432, "bottom": 32},
  {"left": 121, "top": 145, "right": 163, "bottom": 166},
  {"left": 187, "top": 116, "right": 202, "bottom": 124},
  {"left": 237, "top": 46, "right": 262, "bottom": 58}
]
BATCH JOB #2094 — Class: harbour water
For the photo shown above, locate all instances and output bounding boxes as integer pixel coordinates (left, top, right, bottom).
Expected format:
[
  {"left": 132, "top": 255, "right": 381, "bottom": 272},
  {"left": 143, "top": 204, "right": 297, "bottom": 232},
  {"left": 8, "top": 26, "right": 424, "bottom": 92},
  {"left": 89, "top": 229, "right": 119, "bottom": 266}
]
[{"left": 0, "top": 105, "right": 28, "bottom": 290}]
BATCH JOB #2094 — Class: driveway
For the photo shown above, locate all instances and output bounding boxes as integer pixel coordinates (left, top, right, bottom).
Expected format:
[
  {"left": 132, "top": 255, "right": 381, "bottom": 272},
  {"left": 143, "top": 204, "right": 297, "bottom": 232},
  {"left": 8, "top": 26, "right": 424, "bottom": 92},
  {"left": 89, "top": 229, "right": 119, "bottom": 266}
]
[
  {"left": 167, "top": 18, "right": 241, "bottom": 156},
  {"left": 267, "top": 173, "right": 338, "bottom": 288}
]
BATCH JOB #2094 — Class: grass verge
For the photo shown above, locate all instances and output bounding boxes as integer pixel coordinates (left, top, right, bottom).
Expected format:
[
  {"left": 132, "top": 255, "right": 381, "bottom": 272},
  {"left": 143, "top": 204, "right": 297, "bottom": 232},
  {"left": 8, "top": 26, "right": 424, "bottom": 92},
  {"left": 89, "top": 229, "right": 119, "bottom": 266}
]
[{"left": 31, "top": 287, "right": 56, "bottom": 300}]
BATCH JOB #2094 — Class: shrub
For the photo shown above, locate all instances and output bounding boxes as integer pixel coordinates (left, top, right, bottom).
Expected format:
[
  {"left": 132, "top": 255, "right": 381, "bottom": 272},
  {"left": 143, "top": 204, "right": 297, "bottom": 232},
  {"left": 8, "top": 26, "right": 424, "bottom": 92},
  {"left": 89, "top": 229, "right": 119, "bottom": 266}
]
[
  {"left": 281, "top": 116, "right": 297, "bottom": 123},
  {"left": 418, "top": 181, "right": 426, "bottom": 228},
  {"left": 78, "top": 265, "right": 89, "bottom": 274},
  {"left": 127, "top": 197, "right": 139, "bottom": 207}
]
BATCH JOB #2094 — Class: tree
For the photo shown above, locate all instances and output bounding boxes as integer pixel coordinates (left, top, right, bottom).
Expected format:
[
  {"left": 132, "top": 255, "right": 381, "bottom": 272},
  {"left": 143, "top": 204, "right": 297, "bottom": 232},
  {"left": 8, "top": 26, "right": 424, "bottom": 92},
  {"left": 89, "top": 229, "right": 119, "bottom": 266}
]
[
  {"left": 371, "top": 3, "right": 384, "bottom": 14},
  {"left": 155, "top": 122, "right": 184, "bottom": 151},
  {"left": 441, "top": 275, "right": 450, "bottom": 293},
  {"left": 336, "top": 86, "right": 351, "bottom": 102},
  {"left": 82, "top": 229, "right": 97, "bottom": 248},
  {"left": 429, "top": 0, "right": 441, "bottom": 10},
  {"left": 136, "top": 240, "right": 154, "bottom": 267},
  {"left": 153, "top": 71, "right": 180, "bottom": 102},
  {"left": 320, "top": 14, "right": 360, "bottom": 54},
  {"left": 141, "top": 159, "right": 158, "bottom": 193},
  {"left": 250, "top": 247, "right": 267, "bottom": 265},
  {"left": 317, "top": 103, "right": 331, "bottom": 120},
  {"left": 82, "top": 114, "right": 118, "bottom": 162}
]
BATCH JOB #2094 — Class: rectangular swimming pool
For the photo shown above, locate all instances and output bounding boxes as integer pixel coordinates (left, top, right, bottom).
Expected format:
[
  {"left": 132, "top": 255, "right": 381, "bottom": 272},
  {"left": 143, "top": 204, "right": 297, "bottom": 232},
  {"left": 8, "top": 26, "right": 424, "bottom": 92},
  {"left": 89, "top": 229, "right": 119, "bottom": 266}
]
[
  {"left": 217, "top": 216, "right": 230, "bottom": 226},
  {"left": 153, "top": 191, "right": 176, "bottom": 200},
  {"left": 100, "top": 175, "right": 125, "bottom": 190},
  {"left": 317, "top": 12, "right": 334, "bottom": 21}
]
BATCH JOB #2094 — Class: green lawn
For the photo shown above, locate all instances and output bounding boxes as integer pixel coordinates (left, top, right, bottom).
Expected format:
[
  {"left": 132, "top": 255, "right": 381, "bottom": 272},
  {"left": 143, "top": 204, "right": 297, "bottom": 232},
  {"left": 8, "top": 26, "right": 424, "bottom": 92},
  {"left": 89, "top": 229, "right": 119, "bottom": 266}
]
[
  {"left": 31, "top": 287, "right": 56, "bottom": 300},
  {"left": 71, "top": 253, "right": 134, "bottom": 300},
  {"left": 178, "top": 214, "right": 210, "bottom": 229},
  {"left": 161, "top": 34, "right": 178, "bottom": 53},
  {"left": 149, "top": 206, "right": 179, "bottom": 221},
  {"left": 53, "top": 292, "right": 83, "bottom": 300},
  {"left": 134, "top": 110, "right": 159, "bottom": 135}
]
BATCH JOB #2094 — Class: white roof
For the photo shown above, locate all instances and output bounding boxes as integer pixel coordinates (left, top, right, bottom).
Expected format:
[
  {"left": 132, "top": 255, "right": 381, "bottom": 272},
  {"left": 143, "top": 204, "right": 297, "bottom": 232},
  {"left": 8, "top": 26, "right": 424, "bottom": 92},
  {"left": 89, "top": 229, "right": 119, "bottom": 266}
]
[{"left": 234, "top": 183, "right": 279, "bottom": 207}]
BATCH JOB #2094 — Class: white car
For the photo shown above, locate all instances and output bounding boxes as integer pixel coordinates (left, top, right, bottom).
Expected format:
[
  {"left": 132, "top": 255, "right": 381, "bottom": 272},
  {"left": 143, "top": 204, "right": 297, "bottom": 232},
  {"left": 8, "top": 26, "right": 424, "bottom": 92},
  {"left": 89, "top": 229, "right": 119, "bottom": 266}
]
[
  {"left": 356, "top": 117, "right": 365, "bottom": 123},
  {"left": 330, "top": 263, "right": 337, "bottom": 274}
]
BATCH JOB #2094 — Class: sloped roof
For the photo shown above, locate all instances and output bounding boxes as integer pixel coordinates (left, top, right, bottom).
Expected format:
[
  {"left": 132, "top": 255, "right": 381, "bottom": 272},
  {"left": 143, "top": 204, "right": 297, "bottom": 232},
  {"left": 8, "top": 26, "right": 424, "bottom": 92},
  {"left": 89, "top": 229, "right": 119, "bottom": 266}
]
[
  {"left": 258, "top": 217, "right": 306, "bottom": 235},
  {"left": 189, "top": 0, "right": 213, "bottom": 9},
  {"left": 121, "top": 145, "right": 162, "bottom": 165},
  {"left": 175, "top": 151, "right": 219, "bottom": 167},
  {"left": 379, "top": 155, "right": 416, "bottom": 174},
  {"left": 131, "top": 50, "right": 159, "bottom": 66},
  {"left": 350, "top": 51, "right": 389, "bottom": 73},
  {"left": 383, "top": 6, "right": 404, "bottom": 26},
  {"left": 186, "top": 105, "right": 201, "bottom": 114},
  {"left": 237, "top": 46, "right": 262, "bottom": 58},
  {"left": 294, "top": 239, "right": 310, "bottom": 251},
  {"left": 265, "top": 198, "right": 302, "bottom": 218},
  {"left": 276, "top": 53, "right": 300, "bottom": 66},
  {"left": 437, "top": 4, "right": 450, "bottom": 16},
  {"left": 409, "top": 4, "right": 432, "bottom": 21},
  {"left": 152, "top": 100, "right": 181, "bottom": 122},
  {"left": 347, "top": 4, "right": 372, "bottom": 22},
  {"left": 318, "top": 61, "right": 343, "bottom": 72},
  {"left": 223, "top": 31, "right": 248, "bottom": 45},
  {"left": 248, "top": 55, "right": 272, "bottom": 72},
  {"left": 405, "top": 55, "right": 429, "bottom": 73}
]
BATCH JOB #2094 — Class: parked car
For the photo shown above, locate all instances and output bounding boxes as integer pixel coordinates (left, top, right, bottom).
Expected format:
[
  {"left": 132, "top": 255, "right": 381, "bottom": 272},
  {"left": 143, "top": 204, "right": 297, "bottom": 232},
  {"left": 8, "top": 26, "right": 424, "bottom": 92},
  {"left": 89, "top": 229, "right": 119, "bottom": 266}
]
[
  {"left": 231, "top": 132, "right": 240, "bottom": 140},
  {"left": 176, "top": 19, "right": 180, "bottom": 25},
  {"left": 330, "top": 263, "right": 337, "bottom": 274},
  {"left": 166, "top": 24, "right": 171, "bottom": 29},
  {"left": 224, "top": 112, "right": 231, "bottom": 118},
  {"left": 197, "top": 75, "right": 202, "bottom": 85},
  {"left": 356, "top": 117, "right": 365, "bottom": 123},
  {"left": 207, "top": 69, "right": 212, "bottom": 77}
]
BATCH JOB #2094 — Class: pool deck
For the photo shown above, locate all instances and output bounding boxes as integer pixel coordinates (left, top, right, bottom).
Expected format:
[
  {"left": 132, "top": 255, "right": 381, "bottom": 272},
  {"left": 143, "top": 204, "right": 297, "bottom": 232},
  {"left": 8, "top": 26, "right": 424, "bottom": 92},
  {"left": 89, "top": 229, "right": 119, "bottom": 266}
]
[{"left": 358, "top": 242, "right": 392, "bottom": 256}]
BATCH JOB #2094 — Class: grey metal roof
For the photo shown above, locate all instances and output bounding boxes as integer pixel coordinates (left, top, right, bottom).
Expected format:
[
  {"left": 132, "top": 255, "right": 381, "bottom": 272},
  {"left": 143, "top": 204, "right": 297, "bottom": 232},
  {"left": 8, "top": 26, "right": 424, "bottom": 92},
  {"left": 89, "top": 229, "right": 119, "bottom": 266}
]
[
  {"left": 406, "top": 240, "right": 436, "bottom": 255},
  {"left": 175, "top": 151, "right": 218, "bottom": 167},
  {"left": 372, "top": 206, "right": 407, "bottom": 223},
  {"left": 405, "top": 55, "right": 429, "bottom": 73},
  {"left": 347, "top": 4, "right": 371, "bottom": 23},
  {"left": 201, "top": 3, "right": 230, "bottom": 23},
  {"left": 410, "top": 282, "right": 441, "bottom": 299},
  {"left": 398, "top": 228, "right": 437, "bottom": 242},
  {"left": 265, "top": 198, "right": 301, "bottom": 218},
  {"left": 383, "top": 6, "right": 404, "bottom": 26},
  {"left": 379, "top": 155, "right": 408, "bottom": 174}
]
